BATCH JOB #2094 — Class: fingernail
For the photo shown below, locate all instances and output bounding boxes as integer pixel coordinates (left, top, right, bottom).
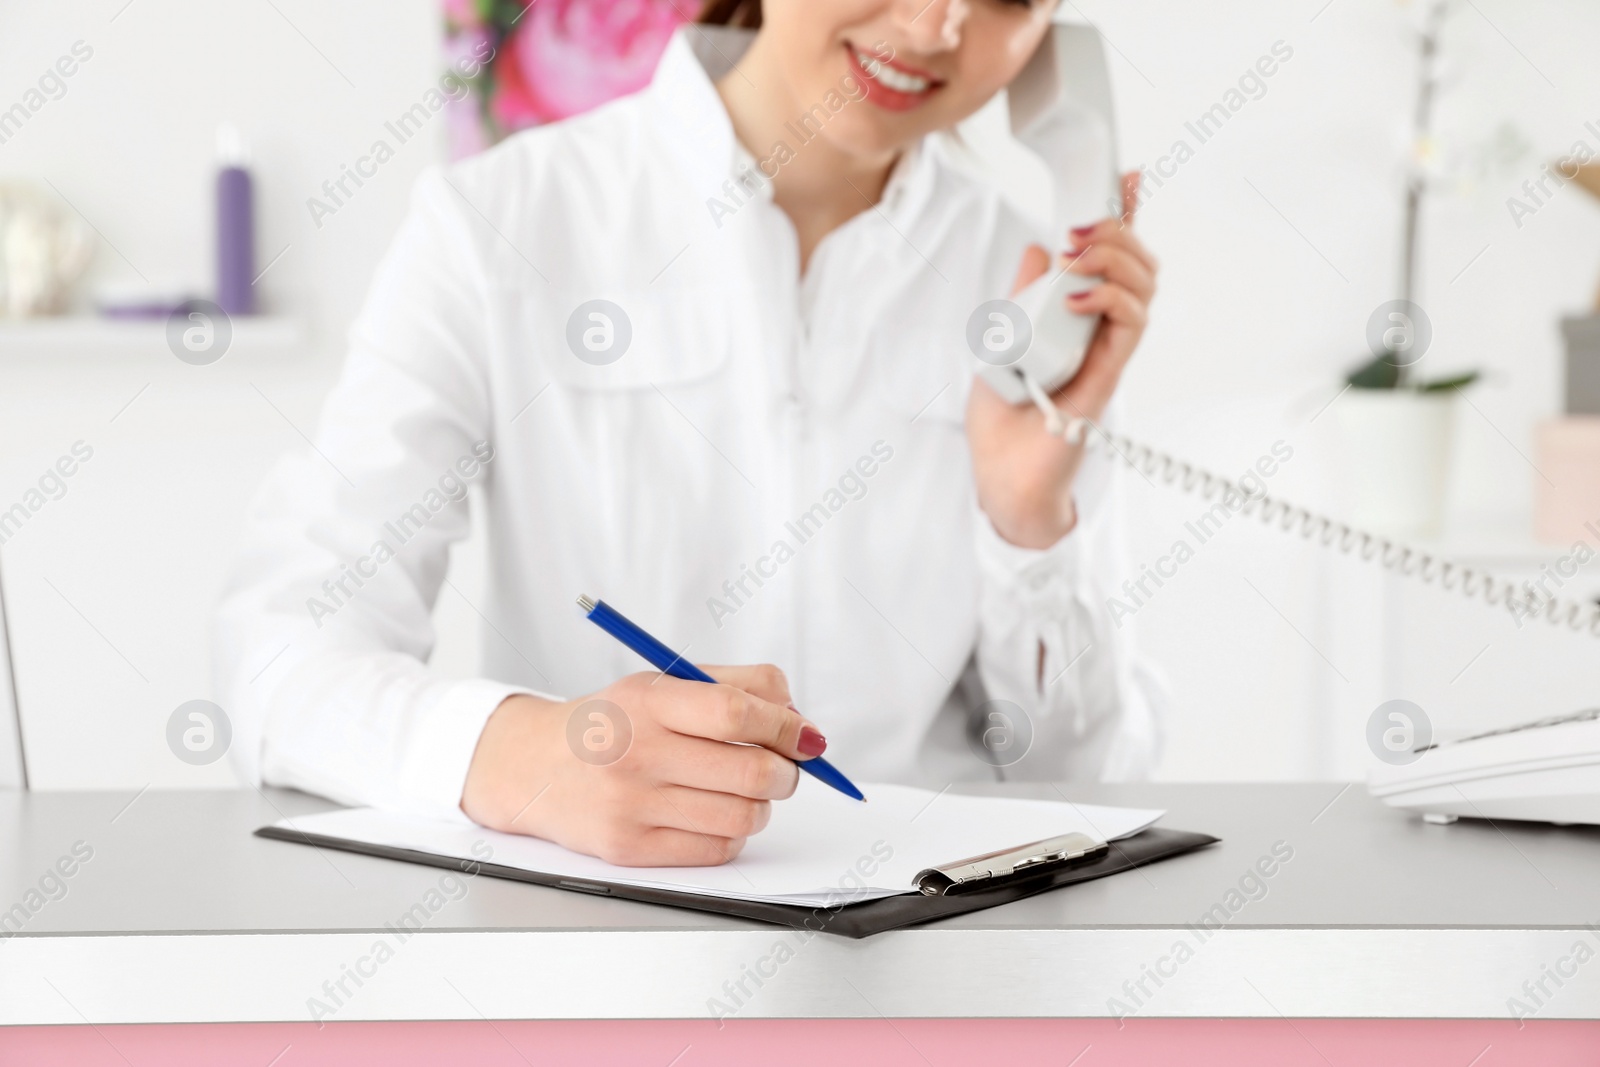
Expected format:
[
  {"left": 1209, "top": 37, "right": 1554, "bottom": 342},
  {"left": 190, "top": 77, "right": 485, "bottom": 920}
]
[
  {"left": 1070, "top": 225, "right": 1095, "bottom": 238},
  {"left": 798, "top": 726, "right": 828, "bottom": 758}
]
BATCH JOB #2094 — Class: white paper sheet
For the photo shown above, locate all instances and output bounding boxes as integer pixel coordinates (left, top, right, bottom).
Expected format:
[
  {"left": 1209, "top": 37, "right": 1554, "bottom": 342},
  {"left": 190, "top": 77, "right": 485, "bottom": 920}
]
[{"left": 270, "top": 782, "right": 1163, "bottom": 906}]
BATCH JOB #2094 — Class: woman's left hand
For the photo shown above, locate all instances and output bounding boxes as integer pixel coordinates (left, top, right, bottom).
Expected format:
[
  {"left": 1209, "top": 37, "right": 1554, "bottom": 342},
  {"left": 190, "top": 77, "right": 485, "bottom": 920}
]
[{"left": 966, "top": 172, "right": 1157, "bottom": 549}]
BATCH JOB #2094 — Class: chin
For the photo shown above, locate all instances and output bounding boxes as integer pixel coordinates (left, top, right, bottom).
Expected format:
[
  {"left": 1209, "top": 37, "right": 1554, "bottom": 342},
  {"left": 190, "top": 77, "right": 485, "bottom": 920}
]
[{"left": 812, "top": 110, "right": 925, "bottom": 160}]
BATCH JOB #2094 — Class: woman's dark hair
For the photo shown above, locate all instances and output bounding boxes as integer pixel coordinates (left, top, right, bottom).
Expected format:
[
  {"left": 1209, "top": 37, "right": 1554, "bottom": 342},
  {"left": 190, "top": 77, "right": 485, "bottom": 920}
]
[
  {"left": 698, "top": 0, "right": 1036, "bottom": 22},
  {"left": 698, "top": 0, "right": 762, "bottom": 27}
]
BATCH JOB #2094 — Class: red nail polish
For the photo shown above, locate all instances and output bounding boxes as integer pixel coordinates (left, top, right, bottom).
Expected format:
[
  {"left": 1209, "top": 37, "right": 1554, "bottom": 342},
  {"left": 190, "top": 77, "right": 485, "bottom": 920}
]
[
  {"left": 1070, "top": 225, "right": 1095, "bottom": 238},
  {"left": 798, "top": 726, "right": 827, "bottom": 757}
]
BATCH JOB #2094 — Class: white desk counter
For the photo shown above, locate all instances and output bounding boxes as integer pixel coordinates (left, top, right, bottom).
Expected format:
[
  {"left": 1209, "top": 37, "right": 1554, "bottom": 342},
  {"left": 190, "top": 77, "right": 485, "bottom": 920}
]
[{"left": 3, "top": 783, "right": 1598, "bottom": 1024}]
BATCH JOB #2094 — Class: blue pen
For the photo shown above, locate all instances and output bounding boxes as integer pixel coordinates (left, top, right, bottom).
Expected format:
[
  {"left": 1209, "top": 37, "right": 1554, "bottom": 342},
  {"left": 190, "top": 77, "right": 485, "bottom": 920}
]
[{"left": 577, "top": 595, "right": 866, "bottom": 802}]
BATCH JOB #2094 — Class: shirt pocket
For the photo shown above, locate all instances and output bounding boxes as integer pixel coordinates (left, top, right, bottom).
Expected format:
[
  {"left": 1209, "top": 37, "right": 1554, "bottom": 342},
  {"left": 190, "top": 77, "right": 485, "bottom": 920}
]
[
  {"left": 514, "top": 285, "right": 761, "bottom": 585},
  {"left": 534, "top": 287, "right": 734, "bottom": 392}
]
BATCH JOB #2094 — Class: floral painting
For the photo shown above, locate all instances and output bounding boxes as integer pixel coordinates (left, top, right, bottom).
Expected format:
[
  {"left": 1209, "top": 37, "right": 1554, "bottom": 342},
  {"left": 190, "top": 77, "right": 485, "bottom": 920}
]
[{"left": 443, "top": 0, "right": 691, "bottom": 159}]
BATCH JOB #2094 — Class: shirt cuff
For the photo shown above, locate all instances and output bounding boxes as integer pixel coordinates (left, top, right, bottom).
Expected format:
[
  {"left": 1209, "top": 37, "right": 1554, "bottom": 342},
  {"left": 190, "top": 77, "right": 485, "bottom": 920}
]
[
  {"left": 973, "top": 416, "right": 1117, "bottom": 600},
  {"left": 974, "top": 505, "right": 1087, "bottom": 602},
  {"left": 395, "top": 678, "right": 560, "bottom": 823}
]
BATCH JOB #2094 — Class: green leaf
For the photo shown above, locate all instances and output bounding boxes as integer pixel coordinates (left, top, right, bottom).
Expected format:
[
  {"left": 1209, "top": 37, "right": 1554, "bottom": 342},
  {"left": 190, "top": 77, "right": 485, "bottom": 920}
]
[
  {"left": 1417, "top": 371, "right": 1481, "bottom": 393},
  {"left": 1346, "top": 352, "right": 1401, "bottom": 389}
]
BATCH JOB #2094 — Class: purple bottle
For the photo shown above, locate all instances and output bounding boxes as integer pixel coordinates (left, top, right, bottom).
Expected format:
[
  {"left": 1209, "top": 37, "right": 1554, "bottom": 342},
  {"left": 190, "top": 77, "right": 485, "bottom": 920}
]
[{"left": 215, "top": 123, "right": 255, "bottom": 316}]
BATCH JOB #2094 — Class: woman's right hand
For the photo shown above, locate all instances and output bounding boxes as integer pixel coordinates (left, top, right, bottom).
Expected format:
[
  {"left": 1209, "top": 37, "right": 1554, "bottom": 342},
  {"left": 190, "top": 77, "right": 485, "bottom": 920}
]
[{"left": 460, "top": 665, "right": 826, "bottom": 867}]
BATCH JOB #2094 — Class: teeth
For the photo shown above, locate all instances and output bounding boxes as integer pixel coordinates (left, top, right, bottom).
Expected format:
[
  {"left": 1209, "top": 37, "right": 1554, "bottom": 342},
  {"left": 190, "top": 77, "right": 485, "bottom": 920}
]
[{"left": 854, "top": 47, "right": 930, "bottom": 94}]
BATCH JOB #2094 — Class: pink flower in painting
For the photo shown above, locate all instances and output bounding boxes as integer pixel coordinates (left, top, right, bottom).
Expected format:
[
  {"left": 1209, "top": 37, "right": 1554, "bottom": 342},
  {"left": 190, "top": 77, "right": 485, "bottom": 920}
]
[
  {"left": 491, "top": 0, "right": 688, "bottom": 129},
  {"left": 445, "top": 23, "right": 496, "bottom": 158},
  {"left": 442, "top": 0, "right": 483, "bottom": 30}
]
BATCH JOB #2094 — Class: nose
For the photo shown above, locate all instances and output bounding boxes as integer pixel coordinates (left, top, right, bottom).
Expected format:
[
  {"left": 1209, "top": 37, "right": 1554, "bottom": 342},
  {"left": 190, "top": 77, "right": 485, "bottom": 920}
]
[{"left": 890, "top": 0, "right": 969, "bottom": 55}]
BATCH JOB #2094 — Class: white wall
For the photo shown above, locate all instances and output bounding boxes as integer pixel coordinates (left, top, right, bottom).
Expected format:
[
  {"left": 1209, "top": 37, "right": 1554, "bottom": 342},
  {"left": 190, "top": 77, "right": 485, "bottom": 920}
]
[
  {"left": 2, "top": 0, "right": 1597, "bottom": 790},
  {"left": 1078, "top": 0, "right": 1600, "bottom": 779},
  {"left": 0, "top": 0, "right": 446, "bottom": 332}
]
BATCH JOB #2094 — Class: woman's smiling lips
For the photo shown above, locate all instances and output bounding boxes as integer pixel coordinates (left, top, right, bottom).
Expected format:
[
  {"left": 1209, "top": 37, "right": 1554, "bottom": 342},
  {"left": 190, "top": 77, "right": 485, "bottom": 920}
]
[{"left": 844, "top": 42, "right": 944, "bottom": 112}]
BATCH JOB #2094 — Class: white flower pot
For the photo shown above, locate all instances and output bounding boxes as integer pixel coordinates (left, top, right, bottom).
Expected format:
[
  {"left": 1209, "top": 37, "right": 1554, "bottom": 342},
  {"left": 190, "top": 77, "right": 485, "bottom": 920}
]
[{"left": 1332, "top": 388, "right": 1458, "bottom": 539}]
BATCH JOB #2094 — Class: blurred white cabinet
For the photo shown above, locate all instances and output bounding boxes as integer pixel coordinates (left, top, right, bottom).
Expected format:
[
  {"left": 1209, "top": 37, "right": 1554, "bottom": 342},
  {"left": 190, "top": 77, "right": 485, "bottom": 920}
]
[
  {"left": 0, "top": 320, "right": 492, "bottom": 790},
  {"left": 1384, "top": 539, "right": 1600, "bottom": 731},
  {"left": 1319, "top": 531, "right": 1600, "bottom": 780},
  {"left": 0, "top": 323, "right": 320, "bottom": 789}
]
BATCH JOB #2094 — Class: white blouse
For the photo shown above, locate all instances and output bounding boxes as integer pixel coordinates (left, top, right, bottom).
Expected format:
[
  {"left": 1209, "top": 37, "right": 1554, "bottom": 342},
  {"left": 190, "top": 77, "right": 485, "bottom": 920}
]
[{"left": 214, "top": 27, "right": 1166, "bottom": 822}]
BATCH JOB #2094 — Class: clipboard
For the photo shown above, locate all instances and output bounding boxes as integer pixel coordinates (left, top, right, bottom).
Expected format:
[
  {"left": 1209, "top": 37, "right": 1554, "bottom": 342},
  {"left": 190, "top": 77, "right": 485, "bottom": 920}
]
[{"left": 255, "top": 823, "right": 1217, "bottom": 938}]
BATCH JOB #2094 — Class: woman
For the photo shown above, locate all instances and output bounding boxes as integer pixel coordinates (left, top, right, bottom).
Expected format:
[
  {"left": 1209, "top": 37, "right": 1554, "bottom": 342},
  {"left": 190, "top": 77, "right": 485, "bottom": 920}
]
[{"left": 215, "top": 0, "right": 1163, "bottom": 867}]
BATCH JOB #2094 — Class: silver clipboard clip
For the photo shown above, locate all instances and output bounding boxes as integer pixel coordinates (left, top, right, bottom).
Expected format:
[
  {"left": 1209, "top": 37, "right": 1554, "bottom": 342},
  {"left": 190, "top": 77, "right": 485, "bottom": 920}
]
[{"left": 914, "top": 832, "right": 1108, "bottom": 897}]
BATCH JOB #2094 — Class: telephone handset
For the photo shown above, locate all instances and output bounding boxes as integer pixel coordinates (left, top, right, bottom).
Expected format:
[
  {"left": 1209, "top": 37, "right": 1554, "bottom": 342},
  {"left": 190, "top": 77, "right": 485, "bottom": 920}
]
[
  {"left": 988, "top": 25, "right": 1600, "bottom": 640},
  {"left": 980, "top": 21, "right": 1121, "bottom": 405}
]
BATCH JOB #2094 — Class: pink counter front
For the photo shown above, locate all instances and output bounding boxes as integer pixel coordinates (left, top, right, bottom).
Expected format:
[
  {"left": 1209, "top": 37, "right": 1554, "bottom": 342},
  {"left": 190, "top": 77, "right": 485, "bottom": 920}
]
[{"left": 6, "top": 1019, "right": 1600, "bottom": 1065}]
